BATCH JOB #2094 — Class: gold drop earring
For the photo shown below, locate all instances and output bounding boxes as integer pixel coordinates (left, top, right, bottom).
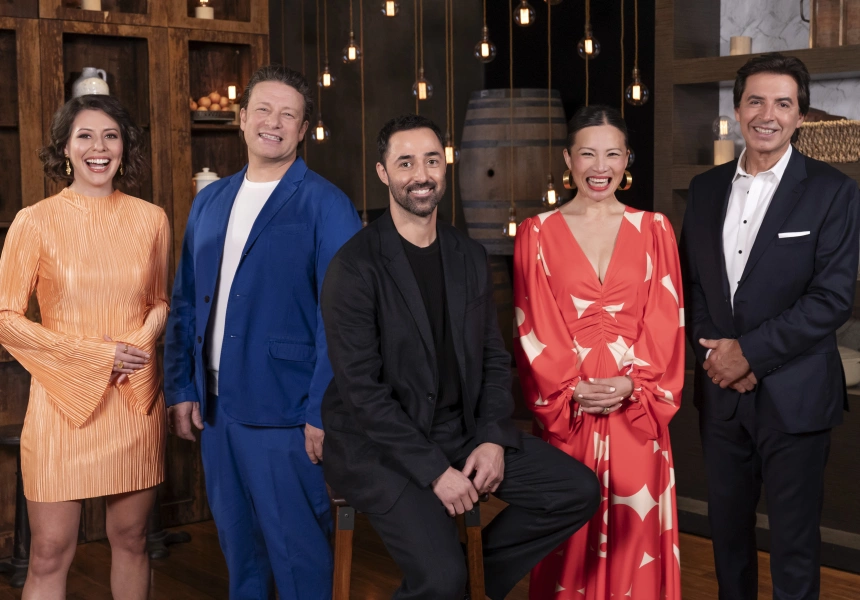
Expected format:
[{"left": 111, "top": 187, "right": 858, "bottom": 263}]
[
  {"left": 65, "top": 157, "right": 71, "bottom": 176},
  {"left": 119, "top": 161, "right": 124, "bottom": 176}
]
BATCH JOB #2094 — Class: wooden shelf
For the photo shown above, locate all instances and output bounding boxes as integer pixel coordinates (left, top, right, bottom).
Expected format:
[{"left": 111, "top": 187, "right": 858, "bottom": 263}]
[
  {"left": 847, "top": 386, "right": 860, "bottom": 397},
  {"left": 39, "top": 0, "right": 168, "bottom": 27},
  {"left": 191, "top": 123, "right": 241, "bottom": 131},
  {"left": 674, "top": 46, "right": 860, "bottom": 85},
  {"left": 671, "top": 161, "right": 860, "bottom": 190},
  {"left": 169, "top": 0, "right": 267, "bottom": 34}
]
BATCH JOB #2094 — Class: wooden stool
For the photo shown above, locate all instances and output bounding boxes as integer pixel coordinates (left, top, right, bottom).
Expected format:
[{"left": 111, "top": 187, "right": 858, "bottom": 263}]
[
  {"left": 330, "top": 491, "right": 486, "bottom": 600},
  {"left": 0, "top": 424, "right": 30, "bottom": 588}
]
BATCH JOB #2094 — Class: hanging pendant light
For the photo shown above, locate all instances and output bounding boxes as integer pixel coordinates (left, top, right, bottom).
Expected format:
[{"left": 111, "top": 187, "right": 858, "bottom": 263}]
[
  {"left": 381, "top": 0, "right": 399, "bottom": 16},
  {"left": 625, "top": 0, "right": 649, "bottom": 106},
  {"left": 343, "top": 32, "right": 361, "bottom": 62},
  {"left": 412, "top": 68, "right": 433, "bottom": 101},
  {"left": 318, "top": 62, "right": 334, "bottom": 87},
  {"left": 514, "top": 0, "right": 536, "bottom": 26},
  {"left": 312, "top": 116, "right": 330, "bottom": 143},
  {"left": 542, "top": 174, "right": 558, "bottom": 207},
  {"left": 361, "top": 210, "right": 369, "bottom": 227},
  {"left": 543, "top": 0, "right": 562, "bottom": 5},
  {"left": 474, "top": 26, "right": 498, "bottom": 62},
  {"left": 578, "top": 24, "right": 600, "bottom": 59},
  {"left": 503, "top": 206, "right": 518, "bottom": 238},
  {"left": 625, "top": 67, "right": 649, "bottom": 105},
  {"left": 474, "top": 0, "right": 497, "bottom": 63},
  {"left": 444, "top": 132, "right": 460, "bottom": 164}
]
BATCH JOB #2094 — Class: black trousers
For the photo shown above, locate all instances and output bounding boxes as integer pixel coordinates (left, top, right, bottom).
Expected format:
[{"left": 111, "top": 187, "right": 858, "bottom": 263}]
[
  {"left": 700, "top": 398, "right": 831, "bottom": 600},
  {"left": 364, "top": 432, "right": 600, "bottom": 600}
]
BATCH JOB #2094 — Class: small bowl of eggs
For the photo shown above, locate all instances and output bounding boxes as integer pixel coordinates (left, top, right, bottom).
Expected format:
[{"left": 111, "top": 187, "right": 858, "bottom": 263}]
[{"left": 190, "top": 91, "right": 236, "bottom": 122}]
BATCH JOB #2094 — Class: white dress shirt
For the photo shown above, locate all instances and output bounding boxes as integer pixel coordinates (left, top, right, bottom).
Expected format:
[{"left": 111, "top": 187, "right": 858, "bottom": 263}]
[
  {"left": 206, "top": 176, "right": 280, "bottom": 394},
  {"left": 723, "top": 145, "right": 793, "bottom": 306}
]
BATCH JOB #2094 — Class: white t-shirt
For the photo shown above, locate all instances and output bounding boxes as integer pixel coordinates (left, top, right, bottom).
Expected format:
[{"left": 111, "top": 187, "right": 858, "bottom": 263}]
[{"left": 205, "top": 176, "right": 280, "bottom": 394}]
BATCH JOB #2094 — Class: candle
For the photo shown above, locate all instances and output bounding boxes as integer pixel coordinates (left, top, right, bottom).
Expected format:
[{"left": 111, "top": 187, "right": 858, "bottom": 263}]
[
  {"left": 81, "top": 0, "right": 102, "bottom": 10},
  {"left": 714, "top": 139, "right": 735, "bottom": 165},
  {"left": 195, "top": 0, "right": 214, "bottom": 19},
  {"left": 729, "top": 36, "right": 752, "bottom": 56}
]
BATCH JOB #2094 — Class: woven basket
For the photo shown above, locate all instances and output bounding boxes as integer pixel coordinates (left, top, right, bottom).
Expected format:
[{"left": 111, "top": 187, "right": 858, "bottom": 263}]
[{"left": 795, "top": 120, "right": 860, "bottom": 163}]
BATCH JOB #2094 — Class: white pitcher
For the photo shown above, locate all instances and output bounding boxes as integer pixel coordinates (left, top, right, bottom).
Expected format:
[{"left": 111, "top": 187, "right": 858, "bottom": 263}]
[{"left": 72, "top": 68, "right": 109, "bottom": 98}]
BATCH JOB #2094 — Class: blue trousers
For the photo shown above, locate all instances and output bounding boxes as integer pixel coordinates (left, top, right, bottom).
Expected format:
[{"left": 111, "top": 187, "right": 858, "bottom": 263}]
[{"left": 201, "top": 395, "right": 333, "bottom": 599}]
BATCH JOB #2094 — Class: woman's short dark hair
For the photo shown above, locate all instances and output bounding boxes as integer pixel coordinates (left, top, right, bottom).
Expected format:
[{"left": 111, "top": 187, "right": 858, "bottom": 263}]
[
  {"left": 566, "top": 105, "right": 629, "bottom": 150},
  {"left": 39, "top": 94, "right": 148, "bottom": 187},
  {"left": 377, "top": 113, "right": 445, "bottom": 163}
]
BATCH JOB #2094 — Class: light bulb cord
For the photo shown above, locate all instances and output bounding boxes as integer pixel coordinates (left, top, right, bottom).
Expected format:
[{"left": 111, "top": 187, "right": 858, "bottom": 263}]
[
  {"left": 448, "top": 0, "right": 456, "bottom": 224},
  {"left": 419, "top": 0, "right": 424, "bottom": 71},
  {"left": 360, "top": 0, "right": 366, "bottom": 215},
  {"left": 414, "top": 0, "right": 419, "bottom": 113},
  {"left": 547, "top": 0, "right": 552, "bottom": 174},
  {"left": 323, "top": 0, "right": 329, "bottom": 63},
  {"left": 315, "top": 0, "right": 322, "bottom": 114},
  {"left": 509, "top": 0, "right": 514, "bottom": 211},
  {"left": 584, "top": 0, "right": 590, "bottom": 106},
  {"left": 634, "top": 0, "right": 639, "bottom": 69},
  {"left": 300, "top": 0, "right": 308, "bottom": 165},
  {"left": 349, "top": 0, "right": 354, "bottom": 33},
  {"left": 620, "top": 0, "right": 624, "bottom": 117}
]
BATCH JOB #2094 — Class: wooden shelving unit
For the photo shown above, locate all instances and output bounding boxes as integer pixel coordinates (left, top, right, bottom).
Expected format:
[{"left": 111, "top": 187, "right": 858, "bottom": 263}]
[
  {"left": 0, "top": 0, "right": 269, "bottom": 553},
  {"left": 655, "top": 0, "right": 860, "bottom": 233}
]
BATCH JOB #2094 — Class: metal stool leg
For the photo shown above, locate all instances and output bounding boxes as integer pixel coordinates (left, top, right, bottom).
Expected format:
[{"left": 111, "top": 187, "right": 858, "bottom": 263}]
[
  {"left": 464, "top": 503, "right": 485, "bottom": 600},
  {"left": 332, "top": 505, "right": 355, "bottom": 600}
]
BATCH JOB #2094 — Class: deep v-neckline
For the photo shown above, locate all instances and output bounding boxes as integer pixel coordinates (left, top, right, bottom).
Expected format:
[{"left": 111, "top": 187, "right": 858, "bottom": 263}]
[{"left": 556, "top": 207, "right": 628, "bottom": 287}]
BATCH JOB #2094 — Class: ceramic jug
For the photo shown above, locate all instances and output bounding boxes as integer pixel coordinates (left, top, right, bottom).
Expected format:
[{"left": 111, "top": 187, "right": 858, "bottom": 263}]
[
  {"left": 72, "top": 68, "right": 109, "bottom": 98},
  {"left": 193, "top": 168, "right": 220, "bottom": 196}
]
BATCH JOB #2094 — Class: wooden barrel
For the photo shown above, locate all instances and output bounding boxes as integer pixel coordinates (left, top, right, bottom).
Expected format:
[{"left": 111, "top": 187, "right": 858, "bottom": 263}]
[
  {"left": 459, "top": 89, "right": 569, "bottom": 256},
  {"left": 490, "top": 255, "right": 514, "bottom": 358}
]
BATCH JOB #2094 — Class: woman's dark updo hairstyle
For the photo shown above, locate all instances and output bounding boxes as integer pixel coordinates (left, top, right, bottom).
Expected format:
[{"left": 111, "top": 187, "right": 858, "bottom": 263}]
[
  {"left": 566, "top": 104, "right": 629, "bottom": 151},
  {"left": 39, "top": 94, "right": 148, "bottom": 187}
]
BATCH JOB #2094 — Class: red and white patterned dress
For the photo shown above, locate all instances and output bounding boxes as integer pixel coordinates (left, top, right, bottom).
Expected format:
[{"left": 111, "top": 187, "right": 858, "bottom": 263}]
[{"left": 513, "top": 207, "right": 684, "bottom": 600}]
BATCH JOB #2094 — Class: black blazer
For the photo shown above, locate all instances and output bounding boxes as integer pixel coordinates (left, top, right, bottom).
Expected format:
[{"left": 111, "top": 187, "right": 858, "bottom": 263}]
[
  {"left": 681, "top": 149, "right": 860, "bottom": 433},
  {"left": 320, "top": 210, "right": 522, "bottom": 514}
]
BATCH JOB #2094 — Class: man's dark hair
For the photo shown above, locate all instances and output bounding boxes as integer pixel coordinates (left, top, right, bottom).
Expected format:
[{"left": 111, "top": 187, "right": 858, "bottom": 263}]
[
  {"left": 240, "top": 65, "right": 314, "bottom": 149},
  {"left": 566, "top": 104, "right": 629, "bottom": 150},
  {"left": 734, "top": 52, "right": 810, "bottom": 143},
  {"left": 39, "top": 94, "right": 148, "bottom": 186},
  {"left": 377, "top": 114, "right": 445, "bottom": 163}
]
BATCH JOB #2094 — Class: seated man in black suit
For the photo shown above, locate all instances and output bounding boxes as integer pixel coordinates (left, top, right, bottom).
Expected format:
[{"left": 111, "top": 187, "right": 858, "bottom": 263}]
[{"left": 320, "top": 114, "right": 600, "bottom": 600}]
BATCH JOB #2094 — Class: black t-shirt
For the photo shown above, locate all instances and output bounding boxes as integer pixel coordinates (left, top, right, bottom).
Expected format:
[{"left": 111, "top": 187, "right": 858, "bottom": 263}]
[{"left": 401, "top": 236, "right": 464, "bottom": 427}]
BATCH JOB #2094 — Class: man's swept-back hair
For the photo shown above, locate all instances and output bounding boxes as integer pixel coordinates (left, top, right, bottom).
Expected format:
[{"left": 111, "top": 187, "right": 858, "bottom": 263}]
[{"left": 377, "top": 113, "right": 444, "bottom": 163}]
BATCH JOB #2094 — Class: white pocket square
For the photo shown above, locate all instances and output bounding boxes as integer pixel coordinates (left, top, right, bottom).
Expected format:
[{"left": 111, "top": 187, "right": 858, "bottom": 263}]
[{"left": 778, "top": 231, "right": 810, "bottom": 238}]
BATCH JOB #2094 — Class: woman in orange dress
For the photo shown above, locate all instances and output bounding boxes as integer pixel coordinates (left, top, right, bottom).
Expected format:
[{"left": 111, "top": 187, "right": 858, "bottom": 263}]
[
  {"left": 514, "top": 105, "right": 684, "bottom": 599},
  {"left": 0, "top": 95, "right": 168, "bottom": 598}
]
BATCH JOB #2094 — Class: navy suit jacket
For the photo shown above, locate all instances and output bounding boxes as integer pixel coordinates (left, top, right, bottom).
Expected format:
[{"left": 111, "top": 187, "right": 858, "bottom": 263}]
[
  {"left": 163, "top": 157, "right": 361, "bottom": 428},
  {"left": 681, "top": 148, "right": 860, "bottom": 433}
]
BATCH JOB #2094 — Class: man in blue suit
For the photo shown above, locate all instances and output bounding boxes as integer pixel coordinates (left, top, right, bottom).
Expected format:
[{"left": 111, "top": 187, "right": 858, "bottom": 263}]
[{"left": 163, "top": 65, "right": 361, "bottom": 599}]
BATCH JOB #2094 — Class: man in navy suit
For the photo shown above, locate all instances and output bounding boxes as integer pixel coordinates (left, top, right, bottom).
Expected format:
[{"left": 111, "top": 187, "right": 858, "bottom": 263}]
[
  {"left": 681, "top": 53, "right": 860, "bottom": 600},
  {"left": 163, "top": 65, "right": 361, "bottom": 599}
]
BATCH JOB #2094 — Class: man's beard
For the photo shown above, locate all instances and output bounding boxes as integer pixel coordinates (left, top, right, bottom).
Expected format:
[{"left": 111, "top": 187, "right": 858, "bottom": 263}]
[{"left": 390, "top": 180, "right": 446, "bottom": 217}]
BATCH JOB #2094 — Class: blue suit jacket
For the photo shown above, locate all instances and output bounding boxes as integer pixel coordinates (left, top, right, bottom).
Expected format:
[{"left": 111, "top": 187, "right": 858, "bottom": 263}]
[
  {"left": 163, "top": 157, "right": 361, "bottom": 428},
  {"left": 681, "top": 149, "right": 860, "bottom": 433}
]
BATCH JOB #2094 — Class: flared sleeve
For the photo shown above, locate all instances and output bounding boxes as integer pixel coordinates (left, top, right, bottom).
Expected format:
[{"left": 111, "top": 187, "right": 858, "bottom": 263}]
[
  {"left": 622, "top": 214, "right": 685, "bottom": 440},
  {"left": 513, "top": 216, "right": 583, "bottom": 440},
  {"left": 0, "top": 209, "right": 116, "bottom": 427},
  {"left": 115, "top": 209, "right": 171, "bottom": 415}
]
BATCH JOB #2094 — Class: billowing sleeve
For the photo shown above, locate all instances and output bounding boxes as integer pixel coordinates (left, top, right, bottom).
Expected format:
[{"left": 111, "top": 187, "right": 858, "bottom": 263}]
[
  {"left": 623, "top": 214, "right": 685, "bottom": 440},
  {"left": 513, "top": 217, "right": 582, "bottom": 440},
  {"left": 0, "top": 209, "right": 116, "bottom": 428},
  {"left": 115, "top": 209, "right": 171, "bottom": 415}
]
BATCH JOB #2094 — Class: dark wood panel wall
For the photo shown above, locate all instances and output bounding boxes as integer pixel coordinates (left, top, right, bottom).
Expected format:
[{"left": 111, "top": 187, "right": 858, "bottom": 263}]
[{"left": 269, "top": 0, "right": 484, "bottom": 221}]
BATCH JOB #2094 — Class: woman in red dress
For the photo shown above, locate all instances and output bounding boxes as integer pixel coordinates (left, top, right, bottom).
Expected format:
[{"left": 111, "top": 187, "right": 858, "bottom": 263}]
[{"left": 514, "top": 105, "right": 684, "bottom": 599}]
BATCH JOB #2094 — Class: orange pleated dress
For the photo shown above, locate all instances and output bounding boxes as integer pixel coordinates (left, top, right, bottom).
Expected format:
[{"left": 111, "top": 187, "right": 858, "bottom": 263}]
[{"left": 0, "top": 188, "right": 169, "bottom": 502}]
